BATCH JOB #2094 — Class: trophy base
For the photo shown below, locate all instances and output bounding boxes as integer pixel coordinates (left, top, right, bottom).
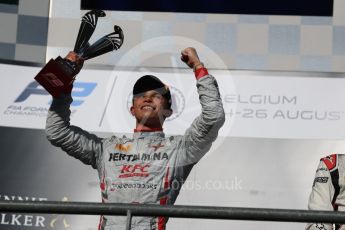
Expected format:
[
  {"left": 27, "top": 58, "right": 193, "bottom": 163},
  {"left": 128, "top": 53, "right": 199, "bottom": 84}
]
[{"left": 34, "top": 56, "right": 76, "bottom": 97}]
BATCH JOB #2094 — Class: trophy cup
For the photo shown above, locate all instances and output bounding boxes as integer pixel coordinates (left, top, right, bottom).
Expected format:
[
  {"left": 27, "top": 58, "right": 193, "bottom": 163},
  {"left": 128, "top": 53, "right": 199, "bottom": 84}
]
[{"left": 34, "top": 10, "right": 124, "bottom": 97}]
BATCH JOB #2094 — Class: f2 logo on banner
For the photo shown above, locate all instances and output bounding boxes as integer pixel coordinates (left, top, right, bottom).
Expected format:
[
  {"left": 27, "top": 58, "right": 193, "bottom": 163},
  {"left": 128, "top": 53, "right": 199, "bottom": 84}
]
[{"left": 14, "top": 81, "right": 97, "bottom": 106}]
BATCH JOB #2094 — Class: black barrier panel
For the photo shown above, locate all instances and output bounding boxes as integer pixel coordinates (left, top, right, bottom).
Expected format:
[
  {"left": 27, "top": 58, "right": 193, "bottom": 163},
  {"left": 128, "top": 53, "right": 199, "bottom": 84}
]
[
  {"left": 0, "top": 126, "right": 100, "bottom": 229},
  {"left": 81, "top": 0, "right": 333, "bottom": 16},
  {"left": 0, "top": 0, "right": 18, "bottom": 4}
]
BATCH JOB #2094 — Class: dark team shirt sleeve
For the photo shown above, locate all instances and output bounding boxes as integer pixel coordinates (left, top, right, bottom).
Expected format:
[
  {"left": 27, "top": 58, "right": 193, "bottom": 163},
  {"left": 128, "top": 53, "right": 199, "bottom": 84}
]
[{"left": 45, "top": 94, "right": 103, "bottom": 169}]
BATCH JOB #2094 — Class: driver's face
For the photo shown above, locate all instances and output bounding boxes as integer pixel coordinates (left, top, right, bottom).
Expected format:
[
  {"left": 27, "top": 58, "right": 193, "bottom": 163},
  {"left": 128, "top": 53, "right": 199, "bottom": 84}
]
[{"left": 131, "top": 90, "right": 169, "bottom": 127}]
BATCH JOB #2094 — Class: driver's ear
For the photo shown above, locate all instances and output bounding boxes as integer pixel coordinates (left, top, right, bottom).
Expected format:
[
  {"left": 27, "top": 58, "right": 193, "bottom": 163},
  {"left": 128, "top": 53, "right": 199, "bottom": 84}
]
[{"left": 130, "top": 106, "right": 135, "bottom": 116}]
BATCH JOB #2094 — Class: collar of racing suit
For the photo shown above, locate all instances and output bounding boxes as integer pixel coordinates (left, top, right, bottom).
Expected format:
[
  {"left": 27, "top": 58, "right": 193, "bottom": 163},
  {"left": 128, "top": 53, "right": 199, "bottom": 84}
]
[
  {"left": 133, "top": 129, "right": 165, "bottom": 139},
  {"left": 134, "top": 128, "right": 163, "bottom": 132}
]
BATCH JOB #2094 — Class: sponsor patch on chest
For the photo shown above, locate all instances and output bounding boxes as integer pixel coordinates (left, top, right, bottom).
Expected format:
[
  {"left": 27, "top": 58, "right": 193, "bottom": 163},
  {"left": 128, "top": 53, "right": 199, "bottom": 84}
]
[{"left": 108, "top": 152, "right": 169, "bottom": 162}]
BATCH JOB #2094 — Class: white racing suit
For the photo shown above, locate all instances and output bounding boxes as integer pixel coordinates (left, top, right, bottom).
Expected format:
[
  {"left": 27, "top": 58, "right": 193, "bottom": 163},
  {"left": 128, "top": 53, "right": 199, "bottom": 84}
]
[
  {"left": 306, "top": 154, "right": 345, "bottom": 230},
  {"left": 46, "top": 74, "right": 225, "bottom": 230}
]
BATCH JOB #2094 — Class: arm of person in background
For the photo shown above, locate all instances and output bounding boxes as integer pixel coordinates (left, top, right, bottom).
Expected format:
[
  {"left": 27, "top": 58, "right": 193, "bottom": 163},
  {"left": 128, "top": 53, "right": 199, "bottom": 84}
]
[
  {"left": 306, "top": 155, "right": 338, "bottom": 230},
  {"left": 177, "top": 47, "right": 225, "bottom": 166},
  {"left": 45, "top": 51, "right": 103, "bottom": 169}
]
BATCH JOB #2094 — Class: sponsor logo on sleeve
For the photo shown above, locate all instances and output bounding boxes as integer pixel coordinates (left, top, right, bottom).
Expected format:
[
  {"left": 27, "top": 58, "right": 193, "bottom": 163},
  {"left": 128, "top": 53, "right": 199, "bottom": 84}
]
[
  {"left": 313, "top": 177, "right": 329, "bottom": 186},
  {"left": 321, "top": 154, "right": 337, "bottom": 171}
]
